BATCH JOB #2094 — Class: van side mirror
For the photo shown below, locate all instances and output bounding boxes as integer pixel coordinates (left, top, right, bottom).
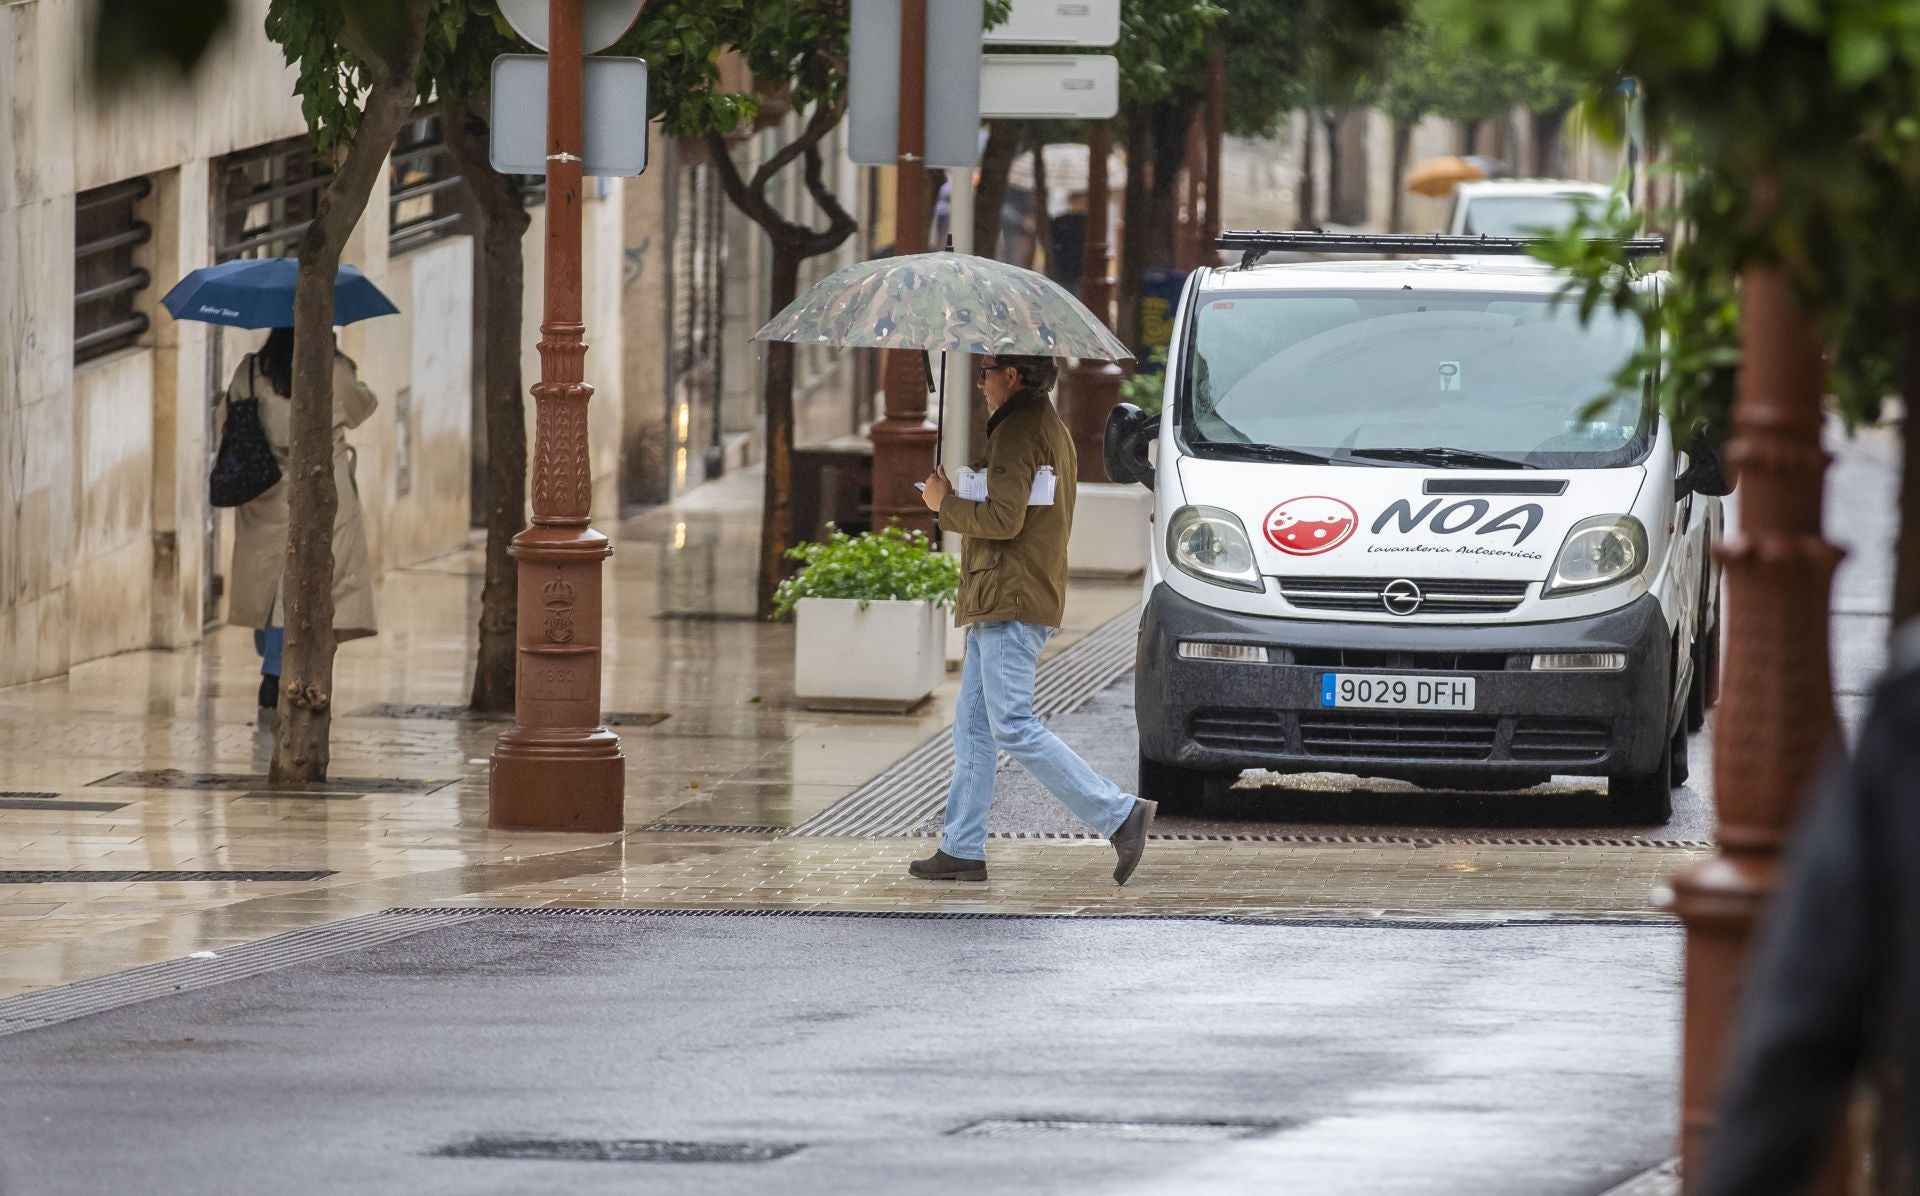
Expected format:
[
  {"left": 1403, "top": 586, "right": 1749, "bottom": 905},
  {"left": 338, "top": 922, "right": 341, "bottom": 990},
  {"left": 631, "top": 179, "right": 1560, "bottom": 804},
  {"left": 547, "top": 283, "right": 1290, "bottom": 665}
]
[
  {"left": 1675, "top": 428, "right": 1733, "bottom": 500},
  {"left": 1104, "top": 403, "right": 1156, "bottom": 489}
]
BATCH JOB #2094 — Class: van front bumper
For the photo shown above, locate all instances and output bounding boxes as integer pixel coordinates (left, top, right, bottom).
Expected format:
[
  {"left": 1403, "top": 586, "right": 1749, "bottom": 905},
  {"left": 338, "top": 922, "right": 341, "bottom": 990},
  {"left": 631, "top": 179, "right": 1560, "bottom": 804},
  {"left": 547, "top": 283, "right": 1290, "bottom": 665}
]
[{"left": 1136, "top": 583, "right": 1673, "bottom": 787}]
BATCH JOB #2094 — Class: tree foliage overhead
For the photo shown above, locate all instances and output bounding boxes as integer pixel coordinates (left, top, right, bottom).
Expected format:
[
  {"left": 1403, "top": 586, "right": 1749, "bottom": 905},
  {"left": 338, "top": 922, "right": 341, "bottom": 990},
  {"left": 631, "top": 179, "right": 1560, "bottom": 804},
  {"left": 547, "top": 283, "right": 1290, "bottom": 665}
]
[{"left": 1430, "top": 0, "right": 1920, "bottom": 434}]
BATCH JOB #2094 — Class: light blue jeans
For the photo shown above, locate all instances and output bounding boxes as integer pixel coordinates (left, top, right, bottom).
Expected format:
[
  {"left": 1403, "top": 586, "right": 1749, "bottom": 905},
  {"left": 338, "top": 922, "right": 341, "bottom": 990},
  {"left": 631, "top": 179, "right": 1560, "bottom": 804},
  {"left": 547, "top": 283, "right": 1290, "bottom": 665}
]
[{"left": 941, "top": 620, "right": 1137, "bottom": 861}]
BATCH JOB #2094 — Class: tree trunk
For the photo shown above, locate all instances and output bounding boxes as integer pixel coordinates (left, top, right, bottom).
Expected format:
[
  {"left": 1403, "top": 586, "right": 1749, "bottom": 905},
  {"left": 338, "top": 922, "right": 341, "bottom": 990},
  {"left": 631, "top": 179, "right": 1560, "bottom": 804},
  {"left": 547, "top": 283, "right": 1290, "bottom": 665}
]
[
  {"left": 1141, "top": 94, "right": 1197, "bottom": 272},
  {"left": 699, "top": 111, "right": 857, "bottom": 616},
  {"left": 270, "top": 5, "right": 429, "bottom": 783},
  {"left": 1118, "top": 109, "right": 1151, "bottom": 352},
  {"left": 1530, "top": 106, "right": 1566, "bottom": 177},
  {"left": 756, "top": 245, "right": 802, "bottom": 619},
  {"left": 973, "top": 120, "right": 1021, "bottom": 260},
  {"left": 1321, "top": 110, "right": 1343, "bottom": 224},
  {"left": 1388, "top": 120, "right": 1413, "bottom": 233},
  {"left": 1894, "top": 304, "right": 1920, "bottom": 626},
  {"left": 1298, "top": 109, "right": 1317, "bottom": 228},
  {"left": 1029, "top": 139, "right": 1050, "bottom": 273},
  {"left": 442, "top": 93, "right": 532, "bottom": 714}
]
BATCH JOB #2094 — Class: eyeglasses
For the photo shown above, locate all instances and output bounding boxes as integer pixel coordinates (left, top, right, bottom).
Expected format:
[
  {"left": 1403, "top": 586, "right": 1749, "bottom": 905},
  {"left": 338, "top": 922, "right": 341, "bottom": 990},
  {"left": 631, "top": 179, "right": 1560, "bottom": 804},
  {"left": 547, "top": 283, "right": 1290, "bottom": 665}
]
[{"left": 978, "top": 363, "right": 1010, "bottom": 383}]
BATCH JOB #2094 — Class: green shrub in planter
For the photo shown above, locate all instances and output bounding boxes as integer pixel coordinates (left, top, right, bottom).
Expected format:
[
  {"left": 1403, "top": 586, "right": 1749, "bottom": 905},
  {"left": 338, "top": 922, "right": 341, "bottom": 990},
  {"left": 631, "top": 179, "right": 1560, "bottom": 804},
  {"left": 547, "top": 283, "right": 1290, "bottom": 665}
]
[
  {"left": 772, "top": 524, "right": 960, "bottom": 621},
  {"left": 1118, "top": 346, "right": 1169, "bottom": 417}
]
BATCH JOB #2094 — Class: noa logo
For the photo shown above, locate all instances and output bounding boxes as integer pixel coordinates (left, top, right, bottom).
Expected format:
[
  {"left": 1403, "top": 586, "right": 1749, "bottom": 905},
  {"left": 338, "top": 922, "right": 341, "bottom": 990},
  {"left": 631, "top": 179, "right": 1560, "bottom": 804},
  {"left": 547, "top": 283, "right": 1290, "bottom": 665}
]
[{"left": 1263, "top": 496, "right": 1358, "bottom": 556}]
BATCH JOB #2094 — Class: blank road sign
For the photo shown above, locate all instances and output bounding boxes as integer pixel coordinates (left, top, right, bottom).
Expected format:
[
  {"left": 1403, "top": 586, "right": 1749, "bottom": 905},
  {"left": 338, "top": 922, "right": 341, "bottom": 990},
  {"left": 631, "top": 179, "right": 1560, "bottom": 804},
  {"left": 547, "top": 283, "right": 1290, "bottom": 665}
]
[
  {"left": 980, "top": 54, "right": 1118, "bottom": 120},
  {"left": 983, "top": 0, "right": 1120, "bottom": 46},
  {"left": 489, "top": 55, "right": 650, "bottom": 177},
  {"left": 847, "top": 0, "right": 984, "bottom": 168},
  {"left": 496, "top": 0, "right": 648, "bottom": 53}
]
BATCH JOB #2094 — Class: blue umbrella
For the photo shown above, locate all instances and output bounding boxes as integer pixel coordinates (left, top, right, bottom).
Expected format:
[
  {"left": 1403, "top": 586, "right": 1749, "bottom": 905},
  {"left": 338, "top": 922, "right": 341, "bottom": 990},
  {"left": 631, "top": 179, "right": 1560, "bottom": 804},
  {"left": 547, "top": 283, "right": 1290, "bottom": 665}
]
[{"left": 160, "top": 258, "right": 399, "bottom": 329}]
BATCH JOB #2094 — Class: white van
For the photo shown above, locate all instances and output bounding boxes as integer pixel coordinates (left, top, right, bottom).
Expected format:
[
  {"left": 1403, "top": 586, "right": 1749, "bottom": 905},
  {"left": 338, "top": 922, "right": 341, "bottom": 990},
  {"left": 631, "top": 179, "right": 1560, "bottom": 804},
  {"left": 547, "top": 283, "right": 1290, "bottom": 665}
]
[
  {"left": 1104, "top": 232, "right": 1730, "bottom": 822},
  {"left": 1448, "top": 179, "right": 1616, "bottom": 238}
]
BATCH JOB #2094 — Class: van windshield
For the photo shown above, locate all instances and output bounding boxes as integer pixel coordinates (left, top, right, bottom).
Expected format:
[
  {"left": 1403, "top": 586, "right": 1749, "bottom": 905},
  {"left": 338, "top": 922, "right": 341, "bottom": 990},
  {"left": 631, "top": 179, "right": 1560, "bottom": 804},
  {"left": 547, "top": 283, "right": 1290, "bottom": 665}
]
[
  {"left": 1182, "top": 289, "right": 1650, "bottom": 470},
  {"left": 1461, "top": 194, "right": 1602, "bottom": 236}
]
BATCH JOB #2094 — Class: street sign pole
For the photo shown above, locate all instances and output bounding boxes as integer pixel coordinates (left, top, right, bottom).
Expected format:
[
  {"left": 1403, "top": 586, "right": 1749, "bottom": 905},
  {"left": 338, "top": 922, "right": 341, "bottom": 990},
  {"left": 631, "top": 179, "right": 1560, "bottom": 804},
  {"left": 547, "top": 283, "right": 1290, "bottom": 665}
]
[
  {"left": 871, "top": 0, "right": 939, "bottom": 537},
  {"left": 490, "top": 0, "right": 625, "bottom": 832}
]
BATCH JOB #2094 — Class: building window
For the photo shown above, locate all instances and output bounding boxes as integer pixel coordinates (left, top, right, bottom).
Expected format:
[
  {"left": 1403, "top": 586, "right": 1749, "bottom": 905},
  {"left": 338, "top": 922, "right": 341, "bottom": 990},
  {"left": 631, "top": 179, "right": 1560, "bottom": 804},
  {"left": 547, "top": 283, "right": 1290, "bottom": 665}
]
[
  {"left": 73, "top": 176, "right": 153, "bottom": 364},
  {"left": 389, "top": 114, "right": 467, "bottom": 254},
  {"left": 216, "top": 137, "right": 333, "bottom": 262}
]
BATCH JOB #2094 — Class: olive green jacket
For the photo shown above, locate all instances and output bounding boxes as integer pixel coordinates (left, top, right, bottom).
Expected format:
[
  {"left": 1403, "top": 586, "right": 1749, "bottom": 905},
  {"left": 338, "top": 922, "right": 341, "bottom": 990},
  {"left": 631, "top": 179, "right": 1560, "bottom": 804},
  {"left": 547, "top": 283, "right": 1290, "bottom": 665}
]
[{"left": 940, "top": 388, "right": 1077, "bottom": 628}]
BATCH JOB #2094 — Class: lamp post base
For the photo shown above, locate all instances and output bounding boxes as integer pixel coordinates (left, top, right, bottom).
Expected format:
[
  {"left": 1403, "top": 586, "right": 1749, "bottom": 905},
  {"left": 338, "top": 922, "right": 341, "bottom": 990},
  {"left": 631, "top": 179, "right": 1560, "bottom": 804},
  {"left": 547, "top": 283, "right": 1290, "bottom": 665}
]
[{"left": 490, "top": 728, "right": 624, "bottom": 832}]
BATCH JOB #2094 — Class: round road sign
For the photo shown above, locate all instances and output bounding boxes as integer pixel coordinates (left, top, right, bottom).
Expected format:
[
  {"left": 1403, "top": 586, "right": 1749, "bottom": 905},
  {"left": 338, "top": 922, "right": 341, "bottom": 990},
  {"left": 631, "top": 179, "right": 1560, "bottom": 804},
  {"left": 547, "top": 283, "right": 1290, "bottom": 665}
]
[{"left": 497, "top": 0, "right": 647, "bottom": 54}]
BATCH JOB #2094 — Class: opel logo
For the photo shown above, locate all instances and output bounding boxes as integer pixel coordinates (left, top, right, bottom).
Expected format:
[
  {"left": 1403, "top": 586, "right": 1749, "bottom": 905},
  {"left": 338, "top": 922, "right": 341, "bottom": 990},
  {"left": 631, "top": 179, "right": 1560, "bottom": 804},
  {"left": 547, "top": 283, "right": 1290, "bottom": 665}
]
[{"left": 1381, "top": 579, "right": 1424, "bottom": 616}]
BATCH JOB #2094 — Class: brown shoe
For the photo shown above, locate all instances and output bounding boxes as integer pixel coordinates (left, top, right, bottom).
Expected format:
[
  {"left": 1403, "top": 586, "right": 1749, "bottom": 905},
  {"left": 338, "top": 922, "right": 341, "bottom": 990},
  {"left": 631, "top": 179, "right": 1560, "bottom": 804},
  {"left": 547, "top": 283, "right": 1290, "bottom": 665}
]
[
  {"left": 1111, "top": 798, "right": 1156, "bottom": 886},
  {"left": 909, "top": 849, "right": 988, "bottom": 882}
]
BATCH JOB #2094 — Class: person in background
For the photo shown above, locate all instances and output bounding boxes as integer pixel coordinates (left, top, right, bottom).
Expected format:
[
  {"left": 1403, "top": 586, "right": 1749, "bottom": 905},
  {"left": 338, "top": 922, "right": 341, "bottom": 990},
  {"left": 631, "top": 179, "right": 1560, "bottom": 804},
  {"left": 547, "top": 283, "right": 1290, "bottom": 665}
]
[
  {"left": 910, "top": 354, "right": 1155, "bottom": 885},
  {"left": 1698, "top": 630, "right": 1920, "bottom": 1194},
  {"left": 224, "top": 327, "right": 378, "bottom": 723}
]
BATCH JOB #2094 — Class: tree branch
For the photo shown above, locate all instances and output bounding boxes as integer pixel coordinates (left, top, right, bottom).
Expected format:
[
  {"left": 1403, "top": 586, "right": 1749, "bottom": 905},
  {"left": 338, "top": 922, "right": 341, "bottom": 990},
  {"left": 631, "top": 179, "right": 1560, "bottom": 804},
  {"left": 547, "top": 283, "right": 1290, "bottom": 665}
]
[
  {"left": 706, "top": 129, "right": 803, "bottom": 240},
  {"left": 798, "top": 141, "right": 857, "bottom": 258},
  {"left": 748, "top": 95, "right": 844, "bottom": 194}
]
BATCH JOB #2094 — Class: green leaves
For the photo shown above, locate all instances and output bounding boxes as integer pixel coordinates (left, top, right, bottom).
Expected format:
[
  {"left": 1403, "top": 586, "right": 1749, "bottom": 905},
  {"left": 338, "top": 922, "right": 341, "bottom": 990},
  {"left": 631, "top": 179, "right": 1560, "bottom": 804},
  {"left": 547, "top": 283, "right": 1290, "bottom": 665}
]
[{"left": 771, "top": 525, "right": 962, "bottom": 621}]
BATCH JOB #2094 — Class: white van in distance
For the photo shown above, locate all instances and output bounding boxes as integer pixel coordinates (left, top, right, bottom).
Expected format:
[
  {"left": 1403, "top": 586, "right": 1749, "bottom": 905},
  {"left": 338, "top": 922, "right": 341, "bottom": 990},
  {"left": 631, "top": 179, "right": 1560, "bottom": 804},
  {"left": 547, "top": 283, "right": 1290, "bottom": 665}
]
[{"left": 1104, "top": 231, "right": 1730, "bottom": 822}]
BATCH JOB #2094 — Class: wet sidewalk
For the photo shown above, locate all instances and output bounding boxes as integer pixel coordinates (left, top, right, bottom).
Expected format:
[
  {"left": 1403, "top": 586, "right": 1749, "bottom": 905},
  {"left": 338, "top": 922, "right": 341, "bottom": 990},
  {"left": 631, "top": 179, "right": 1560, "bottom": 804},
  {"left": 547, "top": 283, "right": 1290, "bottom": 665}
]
[{"left": 0, "top": 468, "right": 1139, "bottom": 996}]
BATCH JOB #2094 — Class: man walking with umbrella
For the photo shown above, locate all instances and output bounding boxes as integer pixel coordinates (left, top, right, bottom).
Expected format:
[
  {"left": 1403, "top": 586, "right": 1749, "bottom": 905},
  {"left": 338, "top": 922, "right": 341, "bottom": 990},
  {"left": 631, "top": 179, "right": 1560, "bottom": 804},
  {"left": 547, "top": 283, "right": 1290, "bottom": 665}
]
[{"left": 910, "top": 354, "right": 1155, "bottom": 885}]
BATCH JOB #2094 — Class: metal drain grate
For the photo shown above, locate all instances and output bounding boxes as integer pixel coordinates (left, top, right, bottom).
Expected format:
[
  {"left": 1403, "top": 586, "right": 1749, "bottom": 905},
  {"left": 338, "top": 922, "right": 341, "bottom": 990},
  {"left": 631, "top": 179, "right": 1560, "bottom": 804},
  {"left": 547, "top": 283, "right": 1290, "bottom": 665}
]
[
  {"left": 0, "top": 909, "right": 477, "bottom": 1034},
  {"left": 791, "top": 607, "right": 1141, "bottom": 837},
  {"left": 655, "top": 610, "right": 761, "bottom": 623},
  {"left": 0, "top": 869, "right": 335, "bottom": 883},
  {"left": 1598, "top": 1159, "right": 1680, "bottom": 1196},
  {"left": 346, "top": 704, "right": 669, "bottom": 727},
  {"left": 0, "top": 798, "right": 129, "bottom": 812},
  {"left": 0, "top": 791, "right": 59, "bottom": 800},
  {"left": 432, "top": 1136, "right": 805, "bottom": 1163},
  {"left": 384, "top": 906, "right": 1675, "bottom": 930},
  {"left": 639, "top": 821, "right": 787, "bottom": 835},
  {"left": 901, "top": 829, "right": 1714, "bottom": 849},
  {"left": 952, "top": 1117, "right": 1287, "bottom": 1142},
  {"left": 88, "top": 770, "right": 454, "bottom": 795}
]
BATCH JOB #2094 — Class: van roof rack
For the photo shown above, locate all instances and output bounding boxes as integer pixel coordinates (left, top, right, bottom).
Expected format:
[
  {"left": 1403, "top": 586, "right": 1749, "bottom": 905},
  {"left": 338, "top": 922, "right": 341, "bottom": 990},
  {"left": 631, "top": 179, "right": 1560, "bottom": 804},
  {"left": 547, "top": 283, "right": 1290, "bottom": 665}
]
[{"left": 1215, "top": 230, "right": 1668, "bottom": 270}]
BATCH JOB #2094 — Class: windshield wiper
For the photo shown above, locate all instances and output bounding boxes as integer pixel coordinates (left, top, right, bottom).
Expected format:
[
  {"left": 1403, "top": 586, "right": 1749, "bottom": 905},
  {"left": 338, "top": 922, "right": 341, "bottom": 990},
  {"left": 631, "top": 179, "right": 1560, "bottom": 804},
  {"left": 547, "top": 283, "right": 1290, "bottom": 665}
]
[
  {"left": 1347, "top": 446, "right": 1540, "bottom": 470},
  {"left": 1198, "top": 441, "right": 1338, "bottom": 466}
]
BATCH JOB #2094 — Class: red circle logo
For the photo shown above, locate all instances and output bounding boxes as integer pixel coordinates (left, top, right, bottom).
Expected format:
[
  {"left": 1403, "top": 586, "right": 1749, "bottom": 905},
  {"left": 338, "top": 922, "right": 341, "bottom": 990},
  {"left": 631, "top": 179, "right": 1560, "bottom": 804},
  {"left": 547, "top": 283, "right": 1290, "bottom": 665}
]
[{"left": 1263, "top": 496, "right": 1359, "bottom": 556}]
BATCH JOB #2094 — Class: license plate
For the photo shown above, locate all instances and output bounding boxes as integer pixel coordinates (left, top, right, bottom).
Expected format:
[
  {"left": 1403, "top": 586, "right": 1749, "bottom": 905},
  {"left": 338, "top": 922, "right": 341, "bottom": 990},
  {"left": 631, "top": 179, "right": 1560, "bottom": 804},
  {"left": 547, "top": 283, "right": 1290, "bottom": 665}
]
[{"left": 1320, "top": 673, "right": 1476, "bottom": 711}]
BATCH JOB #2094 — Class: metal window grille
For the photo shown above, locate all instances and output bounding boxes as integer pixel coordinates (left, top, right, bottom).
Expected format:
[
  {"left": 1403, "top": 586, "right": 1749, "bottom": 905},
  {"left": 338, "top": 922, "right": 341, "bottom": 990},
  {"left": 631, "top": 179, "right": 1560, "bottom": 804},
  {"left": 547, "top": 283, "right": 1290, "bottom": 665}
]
[
  {"left": 73, "top": 176, "right": 154, "bottom": 363},
  {"left": 216, "top": 137, "right": 333, "bottom": 262},
  {"left": 512, "top": 174, "right": 547, "bottom": 207},
  {"left": 389, "top": 114, "right": 467, "bottom": 255}
]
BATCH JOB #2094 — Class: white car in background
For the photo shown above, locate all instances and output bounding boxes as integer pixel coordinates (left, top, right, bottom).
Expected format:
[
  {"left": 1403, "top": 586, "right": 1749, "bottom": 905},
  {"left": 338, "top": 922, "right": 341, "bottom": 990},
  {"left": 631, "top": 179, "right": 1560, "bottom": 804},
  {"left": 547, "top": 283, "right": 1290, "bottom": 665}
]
[{"left": 1448, "top": 180, "right": 1616, "bottom": 238}]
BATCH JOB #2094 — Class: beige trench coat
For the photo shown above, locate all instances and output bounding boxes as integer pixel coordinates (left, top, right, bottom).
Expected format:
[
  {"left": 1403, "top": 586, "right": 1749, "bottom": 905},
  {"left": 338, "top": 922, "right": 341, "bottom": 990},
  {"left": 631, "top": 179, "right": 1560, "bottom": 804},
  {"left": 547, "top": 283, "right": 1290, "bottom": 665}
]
[{"left": 224, "top": 352, "right": 378, "bottom": 639}]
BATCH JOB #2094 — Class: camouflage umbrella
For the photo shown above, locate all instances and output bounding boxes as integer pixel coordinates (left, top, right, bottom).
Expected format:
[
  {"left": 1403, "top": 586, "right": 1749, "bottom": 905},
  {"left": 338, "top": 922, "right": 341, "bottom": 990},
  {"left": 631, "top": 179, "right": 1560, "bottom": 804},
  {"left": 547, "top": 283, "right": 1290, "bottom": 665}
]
[
  {"left": 753, "top": 250, "right": 1131, "bottom": 461},
  {"left": 752, "top": 251, "right": 1132, "bottom": 361}
]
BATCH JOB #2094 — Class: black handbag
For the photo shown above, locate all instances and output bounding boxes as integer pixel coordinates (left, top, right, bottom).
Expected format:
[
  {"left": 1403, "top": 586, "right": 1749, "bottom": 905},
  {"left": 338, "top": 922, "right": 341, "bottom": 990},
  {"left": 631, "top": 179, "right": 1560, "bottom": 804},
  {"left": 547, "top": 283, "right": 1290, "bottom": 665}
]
[{"left": 209, "top": 357, "right": 282, "bottom": 508}]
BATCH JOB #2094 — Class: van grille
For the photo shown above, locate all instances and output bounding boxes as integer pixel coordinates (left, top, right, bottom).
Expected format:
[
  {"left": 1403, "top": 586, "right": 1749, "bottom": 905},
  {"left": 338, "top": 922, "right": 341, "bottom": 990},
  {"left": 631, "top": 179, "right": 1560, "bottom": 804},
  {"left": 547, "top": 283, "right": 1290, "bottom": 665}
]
[
  {"left": 1278, "top": 576, "right": 1530, "bottom": 616},
  {"left": 1290, "top": 648, "right": 1510, "bottom": 671},
  {"left": 1190, "top": 708, "right": 1288, "bottom": 752},
  {"left": 1509, "top": 718, "right": 1611, "bottom": 763},
  {"left": 1297, "top": 712, "right": 1499, "bottom": 761}
]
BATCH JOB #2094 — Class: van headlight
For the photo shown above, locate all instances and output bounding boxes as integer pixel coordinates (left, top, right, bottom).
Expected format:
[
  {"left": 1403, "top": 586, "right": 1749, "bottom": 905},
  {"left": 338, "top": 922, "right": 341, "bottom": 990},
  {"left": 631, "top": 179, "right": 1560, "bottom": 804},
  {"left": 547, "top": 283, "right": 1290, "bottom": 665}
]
[
  {"left": 1167, "top": 505, "right": 1263, "bottom": 592},
  {"left": 1544, "top": 515, "right": 1649, "bottom": 597}
]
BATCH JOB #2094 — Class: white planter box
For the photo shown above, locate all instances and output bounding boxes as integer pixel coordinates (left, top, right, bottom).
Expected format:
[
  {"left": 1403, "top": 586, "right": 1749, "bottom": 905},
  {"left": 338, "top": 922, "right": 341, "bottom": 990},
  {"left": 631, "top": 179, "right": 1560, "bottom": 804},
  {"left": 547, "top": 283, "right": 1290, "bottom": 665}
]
[
  {"left": 794, "top": 597, "right": 946, "bottom": 712},
  {"left": 946, "top": 615, "right": 967, "bottom": 670},
  {"left": 1068, "top": 482, "right": 1154, "bottom": 577}
]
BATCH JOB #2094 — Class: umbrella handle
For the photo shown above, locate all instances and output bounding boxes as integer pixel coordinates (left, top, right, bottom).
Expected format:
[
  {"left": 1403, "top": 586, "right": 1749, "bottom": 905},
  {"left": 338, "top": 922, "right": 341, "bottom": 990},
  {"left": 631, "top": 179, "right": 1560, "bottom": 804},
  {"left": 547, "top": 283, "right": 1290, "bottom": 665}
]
[{"left": 934, "top": 350, "right": 946, "bottom": 468}]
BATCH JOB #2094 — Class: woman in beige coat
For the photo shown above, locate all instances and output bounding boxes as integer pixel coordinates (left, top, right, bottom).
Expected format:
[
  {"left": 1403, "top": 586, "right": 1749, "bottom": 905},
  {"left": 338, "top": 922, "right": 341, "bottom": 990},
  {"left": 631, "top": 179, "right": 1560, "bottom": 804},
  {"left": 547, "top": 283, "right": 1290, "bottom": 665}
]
[{"left": 224, "top": 327, "right": 377, "bottom": 714}]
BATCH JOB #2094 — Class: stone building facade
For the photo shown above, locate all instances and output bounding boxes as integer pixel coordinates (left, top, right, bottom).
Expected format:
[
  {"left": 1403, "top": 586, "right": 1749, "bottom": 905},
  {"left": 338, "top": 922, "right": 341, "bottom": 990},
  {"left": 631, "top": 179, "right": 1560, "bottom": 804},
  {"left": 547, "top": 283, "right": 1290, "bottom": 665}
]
[{"left": 0, "top": 1, "right": 865, "bottom": 688}]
